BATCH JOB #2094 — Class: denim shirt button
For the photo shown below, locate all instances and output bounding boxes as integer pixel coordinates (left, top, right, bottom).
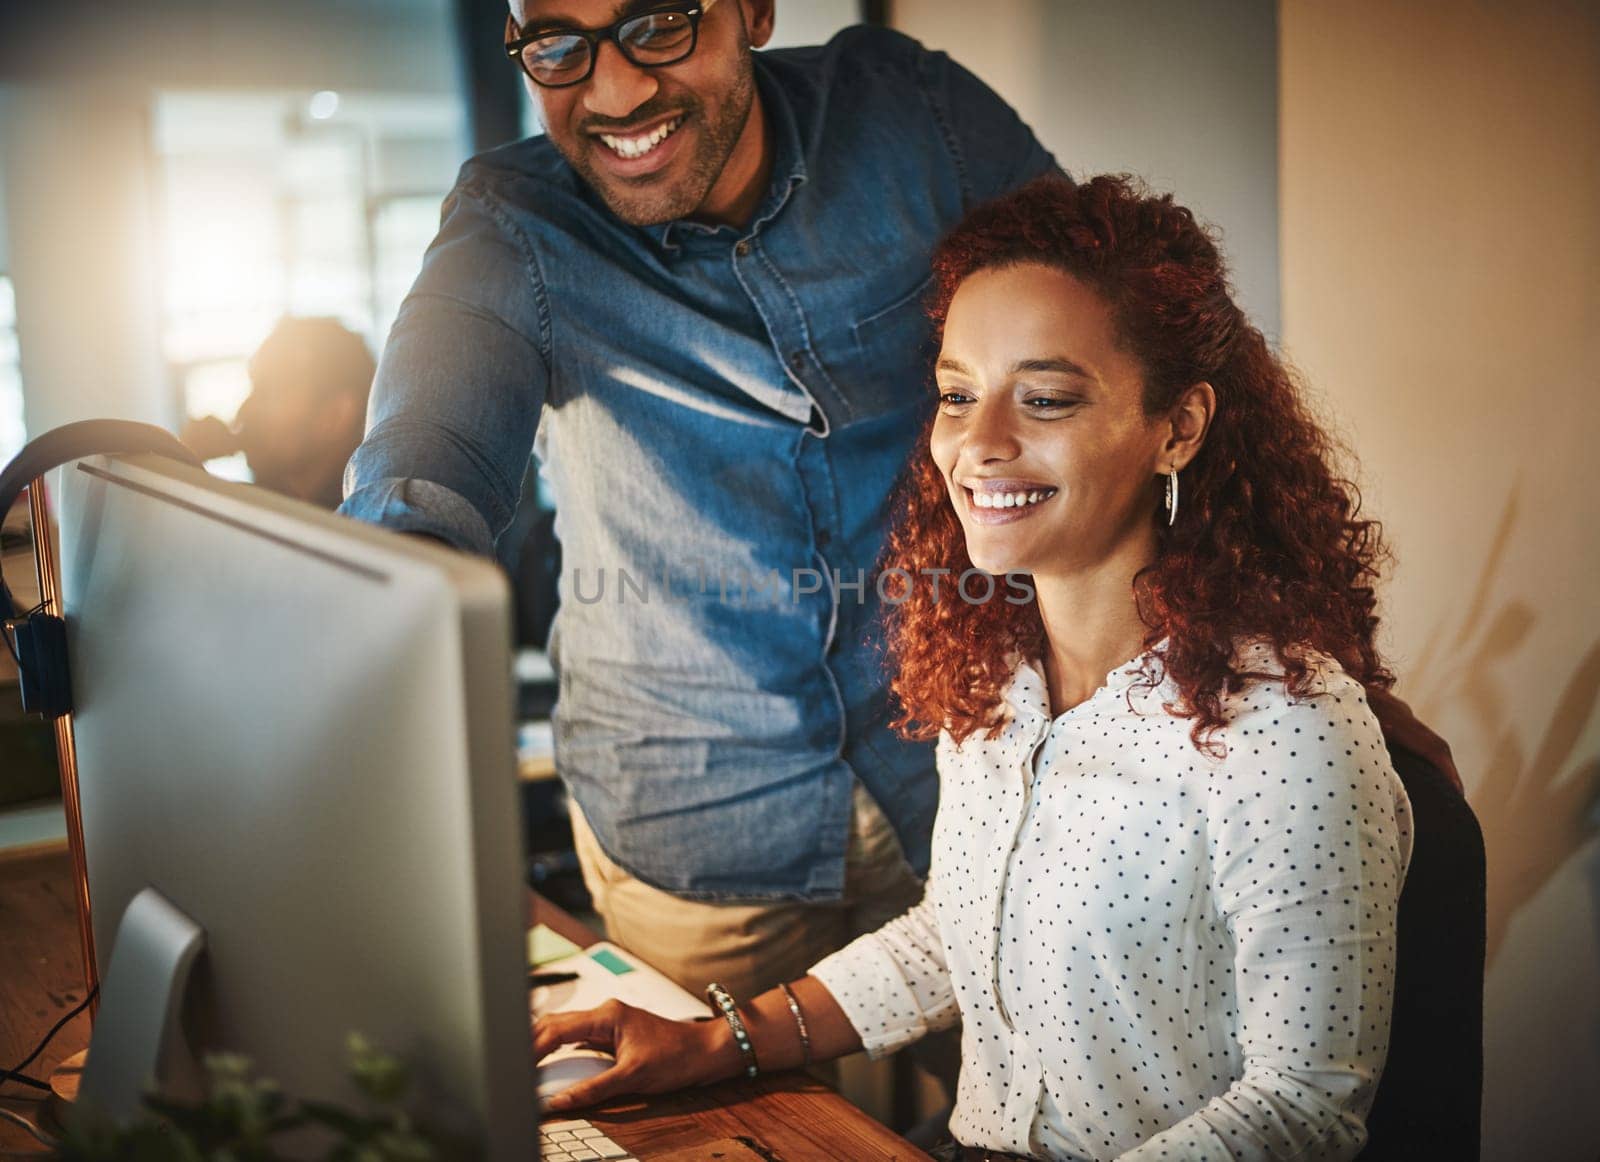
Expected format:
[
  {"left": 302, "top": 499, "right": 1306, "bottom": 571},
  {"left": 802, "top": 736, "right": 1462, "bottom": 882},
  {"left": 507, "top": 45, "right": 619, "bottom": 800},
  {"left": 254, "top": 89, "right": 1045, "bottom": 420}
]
[
  {"left": 788, "top": 352, "right": 805, "bottom": 372},
  {"left": 816, "top": 528, "right": 832, "bottom": 549},
  {"left": 734, "top": 239, "right": 752, "bottom": 257}
]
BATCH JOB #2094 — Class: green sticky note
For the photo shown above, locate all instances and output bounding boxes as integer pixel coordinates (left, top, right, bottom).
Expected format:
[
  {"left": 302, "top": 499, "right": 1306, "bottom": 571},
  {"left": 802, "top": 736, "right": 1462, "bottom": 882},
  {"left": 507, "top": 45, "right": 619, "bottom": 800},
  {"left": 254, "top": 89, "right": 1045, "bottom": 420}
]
[
  {"left": 588, "top": 947, "right": 635, "bottom": 976},
  {"left": 527, "top": 924, "right": 582, "bottom": 967}
]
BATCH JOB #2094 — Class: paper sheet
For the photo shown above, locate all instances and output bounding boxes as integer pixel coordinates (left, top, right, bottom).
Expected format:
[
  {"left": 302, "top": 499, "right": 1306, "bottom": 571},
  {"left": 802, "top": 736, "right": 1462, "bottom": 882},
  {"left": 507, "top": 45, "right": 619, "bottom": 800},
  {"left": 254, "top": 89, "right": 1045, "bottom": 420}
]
[
  {"left": 530, "top": 941, "right": 707, "bottom": 1023},
  {"left": 527, "top": 923, "right": 583, "bottom": 967}
]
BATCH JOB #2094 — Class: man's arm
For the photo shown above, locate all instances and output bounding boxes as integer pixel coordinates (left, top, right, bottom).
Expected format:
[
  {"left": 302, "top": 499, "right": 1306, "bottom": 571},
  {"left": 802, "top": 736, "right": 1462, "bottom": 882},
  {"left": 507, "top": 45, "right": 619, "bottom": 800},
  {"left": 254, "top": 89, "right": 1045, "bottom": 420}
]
[
  {"left": 915, "top": 44, "right": 1064, "bottom": 207},
  {"left": 341, "top": 179, "right": 550, "bottom": 555}
]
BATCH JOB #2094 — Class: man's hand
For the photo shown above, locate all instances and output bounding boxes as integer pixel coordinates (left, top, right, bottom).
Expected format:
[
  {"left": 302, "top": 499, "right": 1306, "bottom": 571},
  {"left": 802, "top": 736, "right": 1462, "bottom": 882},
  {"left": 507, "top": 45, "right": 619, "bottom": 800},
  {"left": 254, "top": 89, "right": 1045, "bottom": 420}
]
[{"left": 532, "top": 1000, "right": 741, "bottom": 1114}]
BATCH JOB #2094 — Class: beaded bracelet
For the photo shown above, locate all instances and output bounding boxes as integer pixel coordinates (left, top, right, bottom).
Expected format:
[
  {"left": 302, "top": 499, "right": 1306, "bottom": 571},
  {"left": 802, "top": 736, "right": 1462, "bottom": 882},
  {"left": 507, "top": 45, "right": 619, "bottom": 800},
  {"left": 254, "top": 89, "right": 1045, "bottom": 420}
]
[
  {"left": 778, "top": 981, "right": 812, "bottom": 1067},
  {"left": 705, "top": 981, "right": 759, "bottom": 1079}
]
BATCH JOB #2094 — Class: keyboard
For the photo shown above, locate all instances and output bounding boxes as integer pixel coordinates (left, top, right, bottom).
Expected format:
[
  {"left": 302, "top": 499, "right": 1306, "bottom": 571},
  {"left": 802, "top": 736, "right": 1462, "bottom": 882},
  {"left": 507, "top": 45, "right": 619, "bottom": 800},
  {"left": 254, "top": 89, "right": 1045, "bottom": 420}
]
[{"left": 539, "top": 1117, "right": 637, "bottom": 1161}]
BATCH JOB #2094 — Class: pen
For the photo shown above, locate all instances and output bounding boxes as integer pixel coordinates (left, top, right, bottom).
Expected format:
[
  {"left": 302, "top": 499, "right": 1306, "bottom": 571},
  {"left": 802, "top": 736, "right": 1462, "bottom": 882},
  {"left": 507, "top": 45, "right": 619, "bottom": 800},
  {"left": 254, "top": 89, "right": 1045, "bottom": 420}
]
[{"left": 527, "top": 971, "right": 580, "bottom": 988}]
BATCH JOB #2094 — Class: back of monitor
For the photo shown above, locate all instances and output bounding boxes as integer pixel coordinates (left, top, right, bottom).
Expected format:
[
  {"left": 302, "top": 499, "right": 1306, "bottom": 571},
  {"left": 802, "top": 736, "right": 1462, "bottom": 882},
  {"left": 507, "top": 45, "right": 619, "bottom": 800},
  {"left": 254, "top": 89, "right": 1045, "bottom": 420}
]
[{"left": 57, "top": 454, "right": 534, "bottom": 1157}]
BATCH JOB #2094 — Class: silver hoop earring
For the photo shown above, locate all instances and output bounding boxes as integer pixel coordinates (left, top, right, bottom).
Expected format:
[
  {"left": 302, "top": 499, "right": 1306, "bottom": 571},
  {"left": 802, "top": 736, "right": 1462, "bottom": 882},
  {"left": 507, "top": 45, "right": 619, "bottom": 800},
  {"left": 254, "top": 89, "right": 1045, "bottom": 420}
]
[{"left": 1163, "top": 468, "right": 1179, "bottom": 527}]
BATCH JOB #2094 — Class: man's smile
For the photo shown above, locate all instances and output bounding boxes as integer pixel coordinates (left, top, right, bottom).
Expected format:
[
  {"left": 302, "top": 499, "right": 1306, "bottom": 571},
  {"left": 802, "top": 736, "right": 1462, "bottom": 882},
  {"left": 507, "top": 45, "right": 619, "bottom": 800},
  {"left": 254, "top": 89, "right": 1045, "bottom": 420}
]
[{"left": 594, "top": 114, "right": 687, "bottom": 160}]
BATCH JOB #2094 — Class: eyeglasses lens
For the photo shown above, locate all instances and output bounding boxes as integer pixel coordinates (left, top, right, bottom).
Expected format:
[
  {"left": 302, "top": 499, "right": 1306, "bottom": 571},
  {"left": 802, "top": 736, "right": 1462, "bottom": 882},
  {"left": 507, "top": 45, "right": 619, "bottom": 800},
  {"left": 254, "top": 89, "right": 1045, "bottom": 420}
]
[
  {"left": 523, "top": 36, "right": 592, "bottom": 86},
  {"left": 619, "top": 12, "right": 696, "bottom": 61},
  {"left": 521, "top": 11, "right": 697, "bottom": 86}
]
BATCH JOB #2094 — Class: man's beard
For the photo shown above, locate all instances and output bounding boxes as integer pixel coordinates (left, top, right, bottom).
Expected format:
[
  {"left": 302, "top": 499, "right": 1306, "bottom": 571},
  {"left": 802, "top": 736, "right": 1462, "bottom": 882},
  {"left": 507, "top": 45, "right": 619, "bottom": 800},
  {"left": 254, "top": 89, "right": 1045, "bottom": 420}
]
[{"left": 559, "top": 64, "right": 757, "bottom": 227}]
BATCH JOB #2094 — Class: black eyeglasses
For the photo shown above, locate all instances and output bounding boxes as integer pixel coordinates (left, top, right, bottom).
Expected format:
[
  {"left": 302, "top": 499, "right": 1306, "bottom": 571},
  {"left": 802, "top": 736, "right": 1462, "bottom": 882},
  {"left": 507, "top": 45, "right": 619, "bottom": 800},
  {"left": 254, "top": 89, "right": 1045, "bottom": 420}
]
[{"left": 505, "top": 1, "right": 717, "bottom": 89}]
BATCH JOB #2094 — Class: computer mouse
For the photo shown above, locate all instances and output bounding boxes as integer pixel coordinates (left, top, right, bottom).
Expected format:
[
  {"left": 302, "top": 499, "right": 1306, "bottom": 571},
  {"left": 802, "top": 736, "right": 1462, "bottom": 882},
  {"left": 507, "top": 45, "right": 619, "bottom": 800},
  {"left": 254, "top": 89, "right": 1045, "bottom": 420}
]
[{"left": 536, "top": 1047, "right": 616, "bottom": 1105}]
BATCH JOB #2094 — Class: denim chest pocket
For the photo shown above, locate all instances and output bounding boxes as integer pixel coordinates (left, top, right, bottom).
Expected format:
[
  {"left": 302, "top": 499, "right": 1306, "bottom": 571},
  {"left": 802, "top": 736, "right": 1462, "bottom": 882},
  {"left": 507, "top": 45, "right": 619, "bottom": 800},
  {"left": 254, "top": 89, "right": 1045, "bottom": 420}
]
[{"left": 837, "top": 274, "right": 936, "bottom": 424}]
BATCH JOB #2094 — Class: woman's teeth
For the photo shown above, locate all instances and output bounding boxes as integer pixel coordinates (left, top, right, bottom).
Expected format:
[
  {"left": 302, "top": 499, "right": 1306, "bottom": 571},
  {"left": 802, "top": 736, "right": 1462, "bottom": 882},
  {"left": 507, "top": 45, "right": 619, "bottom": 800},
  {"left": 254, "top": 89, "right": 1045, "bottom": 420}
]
[
  {"left": 599, "top": 117, "right": 684, "bottom": 160},
  {"left": 972, "top": 488, "right": 1057, "bottom": 509}
]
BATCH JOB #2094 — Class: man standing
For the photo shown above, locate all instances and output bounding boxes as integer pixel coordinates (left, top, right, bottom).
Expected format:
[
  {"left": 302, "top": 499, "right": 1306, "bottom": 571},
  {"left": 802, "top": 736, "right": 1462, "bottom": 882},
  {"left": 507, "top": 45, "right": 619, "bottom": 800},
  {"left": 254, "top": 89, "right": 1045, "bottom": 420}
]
[{"left": 341, "top": 0, "right": 1058, "bottom": 998}]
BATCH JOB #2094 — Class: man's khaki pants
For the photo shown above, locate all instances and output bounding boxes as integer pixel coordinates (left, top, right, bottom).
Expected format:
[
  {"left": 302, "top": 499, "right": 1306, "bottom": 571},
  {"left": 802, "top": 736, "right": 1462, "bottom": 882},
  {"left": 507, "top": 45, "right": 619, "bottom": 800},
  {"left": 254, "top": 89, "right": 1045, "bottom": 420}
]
[{"left": 568, "top": 783, "right": 923, "bottom": 1000}]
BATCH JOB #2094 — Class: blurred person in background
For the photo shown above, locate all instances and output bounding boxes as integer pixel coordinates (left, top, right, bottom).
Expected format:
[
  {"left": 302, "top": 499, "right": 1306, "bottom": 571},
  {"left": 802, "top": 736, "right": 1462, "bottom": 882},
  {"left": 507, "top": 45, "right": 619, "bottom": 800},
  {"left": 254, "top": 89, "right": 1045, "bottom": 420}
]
[{"left": 181, "top": 316, "right": 374, "bottom": 510}]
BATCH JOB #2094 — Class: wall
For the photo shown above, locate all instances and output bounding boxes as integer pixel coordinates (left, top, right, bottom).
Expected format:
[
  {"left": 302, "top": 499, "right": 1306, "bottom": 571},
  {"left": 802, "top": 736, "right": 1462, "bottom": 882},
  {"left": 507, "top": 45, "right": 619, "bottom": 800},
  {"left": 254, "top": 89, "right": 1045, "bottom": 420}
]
[
  {"left": 892, "top": 0, "right": 1281, "bottom": 337},
  {"left": 770, "top": 0, "right": 861, "bottom": 49},
  {"left": 0, "top": 109, "right": 8, "bottom": 275},
  {"left": 0, "top": 0, "right": 462, "bottom": 434},
  {"left": 1279, "top": 2, "right": 1600, "bottom": 1157},
  {"left": 2, "top": 85, "right": 170, "bottom": 432},
  {"left": 0, "top": 2, "right": 461, "bottom": 93}
]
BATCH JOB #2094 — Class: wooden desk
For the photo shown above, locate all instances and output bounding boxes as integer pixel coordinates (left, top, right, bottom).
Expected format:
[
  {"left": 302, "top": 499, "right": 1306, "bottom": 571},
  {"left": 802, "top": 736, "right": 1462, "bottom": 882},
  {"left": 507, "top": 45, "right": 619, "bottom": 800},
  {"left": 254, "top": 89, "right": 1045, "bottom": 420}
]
[
  {"left": 0, "top": 843, "right": 93, "bottom": 1155},
  {"left": 0, "top": 844, "right": 929, "bottom": 1160}
]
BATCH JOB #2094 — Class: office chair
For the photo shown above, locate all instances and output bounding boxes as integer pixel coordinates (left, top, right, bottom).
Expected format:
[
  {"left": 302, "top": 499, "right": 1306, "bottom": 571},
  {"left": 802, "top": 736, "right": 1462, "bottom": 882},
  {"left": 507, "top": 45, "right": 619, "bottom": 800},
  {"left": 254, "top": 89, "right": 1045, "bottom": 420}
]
[{"left": 1359, "top": 742, "right": 1487, "bottom": 1160}]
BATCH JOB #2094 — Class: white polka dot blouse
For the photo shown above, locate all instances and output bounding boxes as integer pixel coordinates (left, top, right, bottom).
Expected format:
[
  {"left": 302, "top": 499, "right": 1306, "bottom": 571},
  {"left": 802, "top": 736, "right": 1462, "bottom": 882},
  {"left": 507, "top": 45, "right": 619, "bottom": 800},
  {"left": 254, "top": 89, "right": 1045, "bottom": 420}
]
[{"left": 810, "top": 645, "right": 1414, "bottom": 1160}]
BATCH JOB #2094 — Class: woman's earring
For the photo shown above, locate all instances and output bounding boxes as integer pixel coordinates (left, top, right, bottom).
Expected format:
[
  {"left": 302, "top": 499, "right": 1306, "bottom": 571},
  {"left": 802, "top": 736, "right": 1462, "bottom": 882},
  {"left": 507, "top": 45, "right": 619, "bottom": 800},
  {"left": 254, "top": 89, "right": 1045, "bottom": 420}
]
[{"left": 1163, "top": 468, "right": 1179, "bottom": 527}]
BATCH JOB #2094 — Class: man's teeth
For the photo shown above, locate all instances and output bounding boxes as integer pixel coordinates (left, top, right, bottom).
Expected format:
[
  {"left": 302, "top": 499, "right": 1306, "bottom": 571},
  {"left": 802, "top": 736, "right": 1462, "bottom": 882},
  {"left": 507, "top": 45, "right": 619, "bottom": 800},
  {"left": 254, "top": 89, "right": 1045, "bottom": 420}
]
[
  {"left": 972, "top": 489, "right": 1057, "bottom": 509},
  {"left": 599, "top": 117, "right": 684, "bottom": 159}
]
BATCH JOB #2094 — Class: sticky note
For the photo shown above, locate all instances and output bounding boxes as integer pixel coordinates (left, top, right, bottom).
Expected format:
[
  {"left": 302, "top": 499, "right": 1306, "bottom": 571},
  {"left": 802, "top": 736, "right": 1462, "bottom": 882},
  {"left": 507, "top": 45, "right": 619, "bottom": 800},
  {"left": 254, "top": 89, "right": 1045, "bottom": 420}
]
[
  {"left": 588, "top": 947, "right": 635, "bottom": 976},
  {"left": 527, "top": 924, "right": 583, "bottom": 967}
]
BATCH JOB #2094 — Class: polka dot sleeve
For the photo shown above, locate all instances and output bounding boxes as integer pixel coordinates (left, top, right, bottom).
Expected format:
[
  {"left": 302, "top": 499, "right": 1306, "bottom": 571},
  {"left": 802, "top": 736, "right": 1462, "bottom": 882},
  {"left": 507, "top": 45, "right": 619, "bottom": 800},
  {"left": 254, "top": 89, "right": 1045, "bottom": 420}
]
[
  {"left": 1122, "top": 667, "right": 1414, "bottom": 1160},
  {"left": 809, "top": 882, "right": 961, "bottom": 1060}
]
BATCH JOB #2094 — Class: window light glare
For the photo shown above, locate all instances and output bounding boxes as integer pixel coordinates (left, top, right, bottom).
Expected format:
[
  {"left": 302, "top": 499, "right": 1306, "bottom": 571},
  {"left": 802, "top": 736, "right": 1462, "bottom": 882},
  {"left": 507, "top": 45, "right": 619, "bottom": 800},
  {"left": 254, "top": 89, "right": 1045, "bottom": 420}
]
[{"left": 308, "top": 90, "right": 341, "bottom": 120}]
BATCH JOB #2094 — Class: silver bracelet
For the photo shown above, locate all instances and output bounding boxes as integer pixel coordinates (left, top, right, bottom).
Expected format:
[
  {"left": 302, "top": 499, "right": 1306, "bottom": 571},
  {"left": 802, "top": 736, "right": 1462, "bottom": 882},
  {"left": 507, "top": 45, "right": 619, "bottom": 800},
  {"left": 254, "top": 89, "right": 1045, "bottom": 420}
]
[
  {"left": 778, "top": 981, "right": 812, "bottom": 1067},
  {"left": 705, "top": 981, "right": 759, "bottom": 1079}
]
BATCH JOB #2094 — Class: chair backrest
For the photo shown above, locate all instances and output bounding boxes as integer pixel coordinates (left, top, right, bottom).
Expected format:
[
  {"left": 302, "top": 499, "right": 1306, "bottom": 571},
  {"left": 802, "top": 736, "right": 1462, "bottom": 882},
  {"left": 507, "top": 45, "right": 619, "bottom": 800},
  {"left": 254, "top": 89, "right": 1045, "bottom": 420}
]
[{"left": 1359, "top": 743, "right": 1486, "bottom": 1160}]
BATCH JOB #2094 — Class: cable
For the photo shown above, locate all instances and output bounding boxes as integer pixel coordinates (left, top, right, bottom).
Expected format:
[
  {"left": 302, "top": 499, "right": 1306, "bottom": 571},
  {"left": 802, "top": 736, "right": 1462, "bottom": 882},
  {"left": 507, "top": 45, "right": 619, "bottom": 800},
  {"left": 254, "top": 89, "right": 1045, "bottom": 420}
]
[
  {"left": 0, "top": 985, "right": 96, "bottom": 1094},
  {"left": 0, "top": 1106, "right": 57, "bottom": 1154}
]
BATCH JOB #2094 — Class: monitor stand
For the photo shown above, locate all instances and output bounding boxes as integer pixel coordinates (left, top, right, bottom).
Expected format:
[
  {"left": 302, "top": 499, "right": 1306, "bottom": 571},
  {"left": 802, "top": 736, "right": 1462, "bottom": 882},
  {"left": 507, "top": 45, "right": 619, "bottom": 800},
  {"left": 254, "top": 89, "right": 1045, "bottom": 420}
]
[{"left": 75, "top": 887, "right": 207, "bottom": 1127}]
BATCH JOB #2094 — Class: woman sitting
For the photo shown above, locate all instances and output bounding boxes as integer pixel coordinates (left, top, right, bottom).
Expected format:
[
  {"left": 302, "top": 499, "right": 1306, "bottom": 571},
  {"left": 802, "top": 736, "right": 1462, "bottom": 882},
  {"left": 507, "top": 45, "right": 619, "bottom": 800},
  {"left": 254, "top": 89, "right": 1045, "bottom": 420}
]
[{"left": 534, "top": 174, "right": 1414, "bottom": 1161}]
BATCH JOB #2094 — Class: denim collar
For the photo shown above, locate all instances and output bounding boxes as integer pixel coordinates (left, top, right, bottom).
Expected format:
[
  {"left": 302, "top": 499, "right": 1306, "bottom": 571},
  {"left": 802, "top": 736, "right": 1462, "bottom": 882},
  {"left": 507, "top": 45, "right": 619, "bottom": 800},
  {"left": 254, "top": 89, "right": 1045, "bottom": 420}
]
[{"left": 647, "top": 53, "right": 808, "bottom": 252}]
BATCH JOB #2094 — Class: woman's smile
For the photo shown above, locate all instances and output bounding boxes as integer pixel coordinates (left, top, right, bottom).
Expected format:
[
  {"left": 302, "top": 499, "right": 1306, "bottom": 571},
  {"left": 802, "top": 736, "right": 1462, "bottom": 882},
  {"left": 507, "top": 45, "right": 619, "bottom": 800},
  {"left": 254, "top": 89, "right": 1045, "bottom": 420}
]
[{"left": 960, "top": 479, "right": 1061, "bottom": 524}]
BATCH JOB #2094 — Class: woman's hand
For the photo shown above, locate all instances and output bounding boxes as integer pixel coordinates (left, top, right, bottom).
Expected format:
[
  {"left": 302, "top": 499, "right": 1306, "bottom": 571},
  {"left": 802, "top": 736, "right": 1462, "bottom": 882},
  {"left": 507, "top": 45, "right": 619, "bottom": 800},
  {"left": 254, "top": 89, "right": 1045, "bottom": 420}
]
[
  {"left": 532, "top": 1000, "right": 741, "bottom": 1114},
  {"left": 534, "top": 976, "right": 864, "bottom": 1113}
]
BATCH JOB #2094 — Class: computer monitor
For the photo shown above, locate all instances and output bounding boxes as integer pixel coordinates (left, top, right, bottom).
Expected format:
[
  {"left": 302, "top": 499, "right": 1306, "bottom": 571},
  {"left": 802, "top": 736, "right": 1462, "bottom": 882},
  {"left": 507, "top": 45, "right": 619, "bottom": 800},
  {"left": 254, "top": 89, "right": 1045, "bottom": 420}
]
[{"left": 56, "top": 452, "right": 535, "bottom": 1157}]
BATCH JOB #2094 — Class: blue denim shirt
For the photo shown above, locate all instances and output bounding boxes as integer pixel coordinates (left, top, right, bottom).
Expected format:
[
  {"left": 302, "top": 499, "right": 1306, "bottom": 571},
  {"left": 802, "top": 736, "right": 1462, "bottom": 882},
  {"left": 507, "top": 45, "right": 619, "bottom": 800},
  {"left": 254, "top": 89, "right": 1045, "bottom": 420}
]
[{"left": 342, "top": 27, "right": 1058, "bottom": 900}]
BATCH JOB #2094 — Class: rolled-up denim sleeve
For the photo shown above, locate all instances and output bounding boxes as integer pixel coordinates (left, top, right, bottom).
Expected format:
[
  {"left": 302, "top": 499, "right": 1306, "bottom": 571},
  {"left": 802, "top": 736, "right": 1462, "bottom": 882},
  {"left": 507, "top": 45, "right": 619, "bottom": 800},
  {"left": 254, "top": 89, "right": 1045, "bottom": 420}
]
[
  {"left": 340, "top": 175, "right": 549, "bottom": 556},
  {"left": 916, "top": 47, "right": 1063, "bottom": 206}
]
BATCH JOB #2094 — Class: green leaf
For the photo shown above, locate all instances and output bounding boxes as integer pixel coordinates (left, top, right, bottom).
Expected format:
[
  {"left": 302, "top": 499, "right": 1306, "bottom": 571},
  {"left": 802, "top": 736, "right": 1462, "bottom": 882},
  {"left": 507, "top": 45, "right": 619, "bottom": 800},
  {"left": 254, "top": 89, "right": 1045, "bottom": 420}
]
[
  {"left": 300, "top": 1099, "right": 383, "bottom": 1137},
  {"left": 55, "top": 1031, "right": 462, "bottom": 1162},
  {"left": 346, "top": 1032, "right": 412, "bottom": 1105}
]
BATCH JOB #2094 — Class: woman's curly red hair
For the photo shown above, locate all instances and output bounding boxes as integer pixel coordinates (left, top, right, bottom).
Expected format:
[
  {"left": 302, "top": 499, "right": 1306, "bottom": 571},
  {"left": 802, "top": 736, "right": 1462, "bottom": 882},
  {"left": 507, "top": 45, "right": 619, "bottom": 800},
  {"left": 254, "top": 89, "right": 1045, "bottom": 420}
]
[{"left": 884, "top": 175, "right": 1392, "bottom": 750}]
